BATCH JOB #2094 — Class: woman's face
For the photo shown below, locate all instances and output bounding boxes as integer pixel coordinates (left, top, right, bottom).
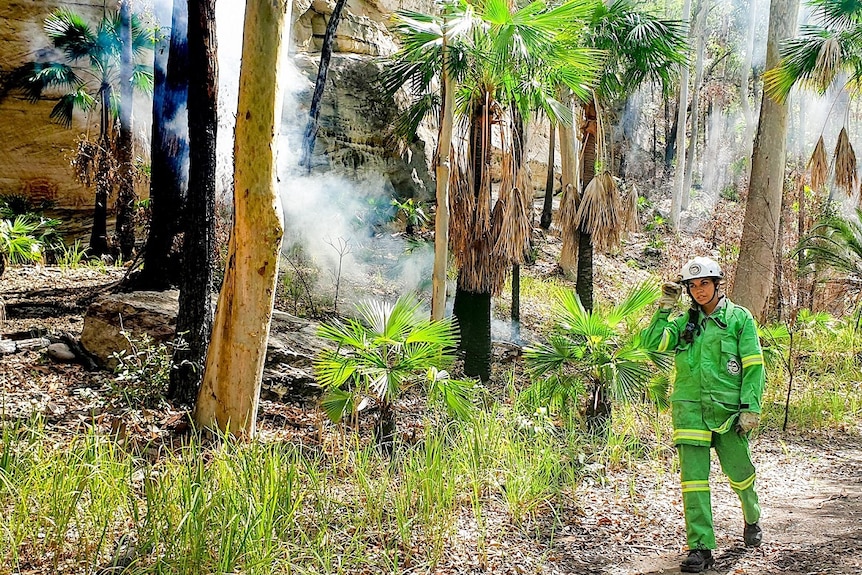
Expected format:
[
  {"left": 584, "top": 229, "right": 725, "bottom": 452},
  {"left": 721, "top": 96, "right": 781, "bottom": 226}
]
[{"left": 687, "top": 277, "right": 717, "bottom": 307}]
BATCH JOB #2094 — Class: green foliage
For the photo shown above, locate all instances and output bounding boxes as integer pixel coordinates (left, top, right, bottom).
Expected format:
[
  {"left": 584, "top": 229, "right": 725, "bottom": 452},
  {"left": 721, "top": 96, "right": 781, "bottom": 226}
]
[
  {"left": 795, "top": 207, "right": 862, "bottom": 284},
  {"left": 384, "top": 0, "right": 604, "bottom": 142},
  {"left": 56, "top": 239, "right": 88, "bottom": 269},
  {"left": 392, "top": 198, "right": 430, "bottom": 232},
  {"left": 109, "top": 332, "right": 187, "bottom": 407},
  {"left": 0, "top": 217, "right": 46, "bottom": 268},
  {"left": 314, "top": 295, "right": 475, "bottom": 431},
  {"left": 720, "top": 185, "right": 740, "bottom": 202},
  {"left": 5, "top": 8, "right": 154, "bottom": 127},
  {"left": 523, "top": 282, "right": 672, "bottom": 419}
]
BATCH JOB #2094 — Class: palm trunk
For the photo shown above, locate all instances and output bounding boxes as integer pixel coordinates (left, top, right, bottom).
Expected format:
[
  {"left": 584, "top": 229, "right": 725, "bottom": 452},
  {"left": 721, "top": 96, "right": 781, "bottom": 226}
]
[
  {"left": 453, "top": 101, "right": 493, "bottom": 381},
  {"left": 142, "top": 0, "right": 189, "bottom": 289},
  {"left": 171, "top": 0, "right": 218, "bottom": 406},
  {"left": 89, "top": 85, "right": 113, "bottom": 257},
  {"left": 453, "top": 286, "right": 491, "bottom": 381},
  {"left": 559, "top": 91, "right": 579, "bottom": 277},
  {"left": 195, "top": 0, "right": 289, "bottom": 437},
  {"left": 511, "top": 263, "right": 520, "bottom": 341},
  {"left": 540, "top": 122, "right": 556, "bottom": 229},
  {"left": 375, "top": 401, "right": 397, "bottom": 454},
  {"left": 731, "top": 0, "right": 799, "bottom": 321},
  {"left": 576, "top": 102, "right": 597, "bottom": 313},
  {"left": 116, "top": 0, "right": 136, "bottom": 261},
  {"left": 300, "top": 0, "right": 348, "bottom": 171},
  {"left": 585, "top": 380, "right": 611, "bottom": 435}
]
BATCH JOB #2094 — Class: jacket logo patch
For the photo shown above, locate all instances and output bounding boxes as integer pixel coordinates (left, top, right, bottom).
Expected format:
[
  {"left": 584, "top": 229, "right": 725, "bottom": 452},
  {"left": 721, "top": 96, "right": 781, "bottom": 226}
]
[{"left": 726, "top": 358, "right": 741, "bottom": 375}]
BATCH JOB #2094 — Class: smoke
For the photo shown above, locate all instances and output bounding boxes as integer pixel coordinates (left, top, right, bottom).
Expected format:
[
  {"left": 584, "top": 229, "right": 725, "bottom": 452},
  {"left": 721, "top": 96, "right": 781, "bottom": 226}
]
[{"left": 215, "top": 1, "right": 434, "bottom": 309}]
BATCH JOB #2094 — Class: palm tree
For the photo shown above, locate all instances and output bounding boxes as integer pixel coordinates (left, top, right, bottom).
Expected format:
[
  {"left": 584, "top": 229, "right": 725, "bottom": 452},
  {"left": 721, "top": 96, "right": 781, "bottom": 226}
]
[
  {"left": 796, "top": 207, "right": 862, "bottom": 284},
  {"left": 524, "top": 281, "right": 671, "bottom": 431},
  {"left": 385, "top": 0, "right": 603, "bottom": 381},
  {"left": 314, "top": 295, "right": 473, "bottom": 450},
  {"left": 557, "top": 0, "right": 687, "bottom": 310},
  {"left": 4, "top": 8, "right": 153, "bottom": 256},
  {"left": 764, "top": 0, "right": 862, "bottom": 200}
]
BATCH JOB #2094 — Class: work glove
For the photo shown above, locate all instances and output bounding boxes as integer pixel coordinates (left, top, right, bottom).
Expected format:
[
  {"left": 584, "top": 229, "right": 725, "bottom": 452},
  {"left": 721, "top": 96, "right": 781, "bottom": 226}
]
[
  {"left": 658, "top": 281, "right": 683, "bottom": 309},
  {"left": 736, "top": 411, "right": 760, "bottom": 434}
]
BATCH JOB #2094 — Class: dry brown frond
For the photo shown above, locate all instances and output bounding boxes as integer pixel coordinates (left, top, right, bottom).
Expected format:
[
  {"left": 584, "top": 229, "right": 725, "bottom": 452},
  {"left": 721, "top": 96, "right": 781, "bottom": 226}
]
[
  {"left": 808, "top": 136, "right": 828, "bottom": 191},
  {"left": 576, "top": 171, "right": 621, "bottom": 252},
  {"left": 448, "top": 143, "right": 474, "bottom": 258},
  {"left": 814, "top": 37, "right": 842, "bottom": 91},
  {"left": 833, "top": 127, "right": 857, "bottom": 196},
  {"left": 493, "top": 185, "right": 530, "bottom": 263}
]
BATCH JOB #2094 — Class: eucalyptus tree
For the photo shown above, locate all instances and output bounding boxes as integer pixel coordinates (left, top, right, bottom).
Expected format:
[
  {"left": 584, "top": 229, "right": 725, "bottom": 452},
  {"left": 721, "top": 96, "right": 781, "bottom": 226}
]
[
  {"left": 732, "top": 0, "right": 800, "bottom": 321},
  {"left": 4, "top": 8, "right": 153, "bottom": 256},
  {"left": 195, "top": 0, "right": 290, "bottom": 438},
  {"left": 558, "top": 0, "right": 687, "bottom": 310},
  {"left": 385, "top": 0, "right": 602, "bottom": 381}
]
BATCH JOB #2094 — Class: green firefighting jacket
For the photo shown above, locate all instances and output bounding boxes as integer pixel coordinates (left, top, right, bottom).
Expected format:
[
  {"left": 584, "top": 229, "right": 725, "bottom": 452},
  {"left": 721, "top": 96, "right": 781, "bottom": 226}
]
[{"left": 641, "top": 297, "right": 765, "bottom": 439}]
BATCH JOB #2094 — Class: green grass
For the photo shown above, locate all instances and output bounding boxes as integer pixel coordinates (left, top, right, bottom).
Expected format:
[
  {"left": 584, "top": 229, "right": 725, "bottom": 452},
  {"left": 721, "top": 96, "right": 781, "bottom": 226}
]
[{"left": 3, "top": 303, "right": 861, "bottom": 574}]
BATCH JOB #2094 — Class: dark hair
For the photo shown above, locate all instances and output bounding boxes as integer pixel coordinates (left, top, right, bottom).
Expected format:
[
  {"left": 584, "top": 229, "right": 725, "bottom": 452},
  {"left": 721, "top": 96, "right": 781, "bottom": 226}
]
[{"left": 680, "top": 306, "right": 700, "bottom": 344}]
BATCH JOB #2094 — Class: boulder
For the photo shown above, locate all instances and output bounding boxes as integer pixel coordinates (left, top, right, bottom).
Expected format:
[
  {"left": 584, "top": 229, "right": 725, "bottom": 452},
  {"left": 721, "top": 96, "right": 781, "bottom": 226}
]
[
  {"left": 79, "top": 292, "right": 328, "bottom": 402},
  {"left": 80, "top": 291, "right": 180, "bottom": 370}
]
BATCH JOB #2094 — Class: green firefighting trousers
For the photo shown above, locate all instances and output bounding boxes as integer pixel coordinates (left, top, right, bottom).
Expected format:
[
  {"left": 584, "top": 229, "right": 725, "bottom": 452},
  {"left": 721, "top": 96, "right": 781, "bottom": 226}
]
[{"left": 676, "top": 403, "right": 761, "bottom": 550}]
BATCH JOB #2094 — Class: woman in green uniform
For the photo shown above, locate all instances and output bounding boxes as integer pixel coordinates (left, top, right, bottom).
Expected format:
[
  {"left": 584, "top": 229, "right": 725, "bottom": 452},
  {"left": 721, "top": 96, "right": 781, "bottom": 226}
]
[{"left": 642, "top": 256, "right": 765, "bottom": 573}]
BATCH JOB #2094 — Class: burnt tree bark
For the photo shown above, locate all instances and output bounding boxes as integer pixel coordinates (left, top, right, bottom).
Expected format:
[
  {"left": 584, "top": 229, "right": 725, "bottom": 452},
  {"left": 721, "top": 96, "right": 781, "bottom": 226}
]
[
  {"left": 141, "top": 0, "right": 189, "bottom": 289},
  {"left": 168, "top": 0, "right": 217, "bottom": 405},
  {"left": 540, "top": 122, "right": 556, "bottom": 229},
  {"left": 300, "top": 0, "right": 348, "bottom": 171},
  {"left": 116, "top": 0, "right": 136, "bottom": 261}
]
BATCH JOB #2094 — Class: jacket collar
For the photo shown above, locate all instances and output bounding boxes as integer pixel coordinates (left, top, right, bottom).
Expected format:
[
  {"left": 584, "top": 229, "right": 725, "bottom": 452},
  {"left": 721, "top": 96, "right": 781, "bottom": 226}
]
[{"left": 700, "top": 296, "right": 730, "bottom": 329}]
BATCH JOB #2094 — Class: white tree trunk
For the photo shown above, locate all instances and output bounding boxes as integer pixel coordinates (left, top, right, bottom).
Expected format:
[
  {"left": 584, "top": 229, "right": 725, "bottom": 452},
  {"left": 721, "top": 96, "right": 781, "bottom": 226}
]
[
  {"left": 195, "top": 0, "right": 290, "bottom": 437},
  {"left": 671, "top": 0, "right": 692, "bottom": 231},
  {"left": 731, "top": 0, "right": 799, "bottom": 321},
  {"left": 431, "top": 27, "right": 453, "bottom": 322},
  {"left": 682, "top": 0, "right": 708, "bottom": 211}
]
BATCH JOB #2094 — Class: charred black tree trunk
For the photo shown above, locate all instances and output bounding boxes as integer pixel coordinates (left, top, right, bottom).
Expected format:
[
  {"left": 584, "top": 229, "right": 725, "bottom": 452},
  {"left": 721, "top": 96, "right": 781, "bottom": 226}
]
[
  {"left": 116, "top": 1, "right": 136, "bottom": 261},
  {"left": 300, "top": 0, "right": 348, "bottom": 171},
  {"left": 89, "top": 85, "right": 113, "bottom": 257},
  {"left": 511, "top": 263, "right": 521, "bottom": 341},
  {"left": 168, "top": 0, "right": 217, "bottom": 406},
  {"left": 375, "top": 402, "right": 396, "bottom": 454},
  {"left": 141, "top": 0, "right": 189, "bottom": 289},
  {"left": 454, "top": 288, "right": 492, "bottom": 381},
  {"left": 540, "top": 122, "right": 556, "bottom": 229}
]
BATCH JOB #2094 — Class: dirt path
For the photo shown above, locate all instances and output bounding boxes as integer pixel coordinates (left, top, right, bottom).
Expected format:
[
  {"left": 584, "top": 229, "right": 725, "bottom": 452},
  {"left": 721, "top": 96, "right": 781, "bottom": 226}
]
[{"left": 554, "top": 433, "right": 862, "bottom": 575}]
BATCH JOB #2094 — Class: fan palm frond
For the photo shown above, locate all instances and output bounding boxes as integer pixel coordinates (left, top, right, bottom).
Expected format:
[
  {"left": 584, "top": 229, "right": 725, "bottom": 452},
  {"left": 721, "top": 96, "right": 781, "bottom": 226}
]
[{"left": 795, "top": 207, "right": 862, "bottom": 277}]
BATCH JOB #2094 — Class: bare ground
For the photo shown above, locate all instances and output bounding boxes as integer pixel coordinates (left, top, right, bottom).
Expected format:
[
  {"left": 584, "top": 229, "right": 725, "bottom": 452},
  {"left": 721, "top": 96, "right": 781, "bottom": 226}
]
[{"left": 2, "top": 263, "right": 861, "bottom": 575}]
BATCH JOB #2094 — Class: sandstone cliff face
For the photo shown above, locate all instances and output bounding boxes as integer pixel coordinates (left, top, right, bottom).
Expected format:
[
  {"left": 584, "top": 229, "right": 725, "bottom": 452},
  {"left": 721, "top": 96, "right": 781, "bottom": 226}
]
[{"left": 0, "top": 0, "right": 439, "bottom": 235}]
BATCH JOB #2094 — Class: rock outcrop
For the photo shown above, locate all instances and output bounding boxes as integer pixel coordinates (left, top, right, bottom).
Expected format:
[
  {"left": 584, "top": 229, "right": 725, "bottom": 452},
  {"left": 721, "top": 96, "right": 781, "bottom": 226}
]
[{"left": 79, "top": 290, "right": 327, "bottom": 402}]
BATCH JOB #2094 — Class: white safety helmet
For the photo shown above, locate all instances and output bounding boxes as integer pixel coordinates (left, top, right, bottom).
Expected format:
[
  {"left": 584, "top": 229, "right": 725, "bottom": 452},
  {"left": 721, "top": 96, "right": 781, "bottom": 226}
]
[{"left": 680, "top": 256, "right": 723, "bottom": 283}]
